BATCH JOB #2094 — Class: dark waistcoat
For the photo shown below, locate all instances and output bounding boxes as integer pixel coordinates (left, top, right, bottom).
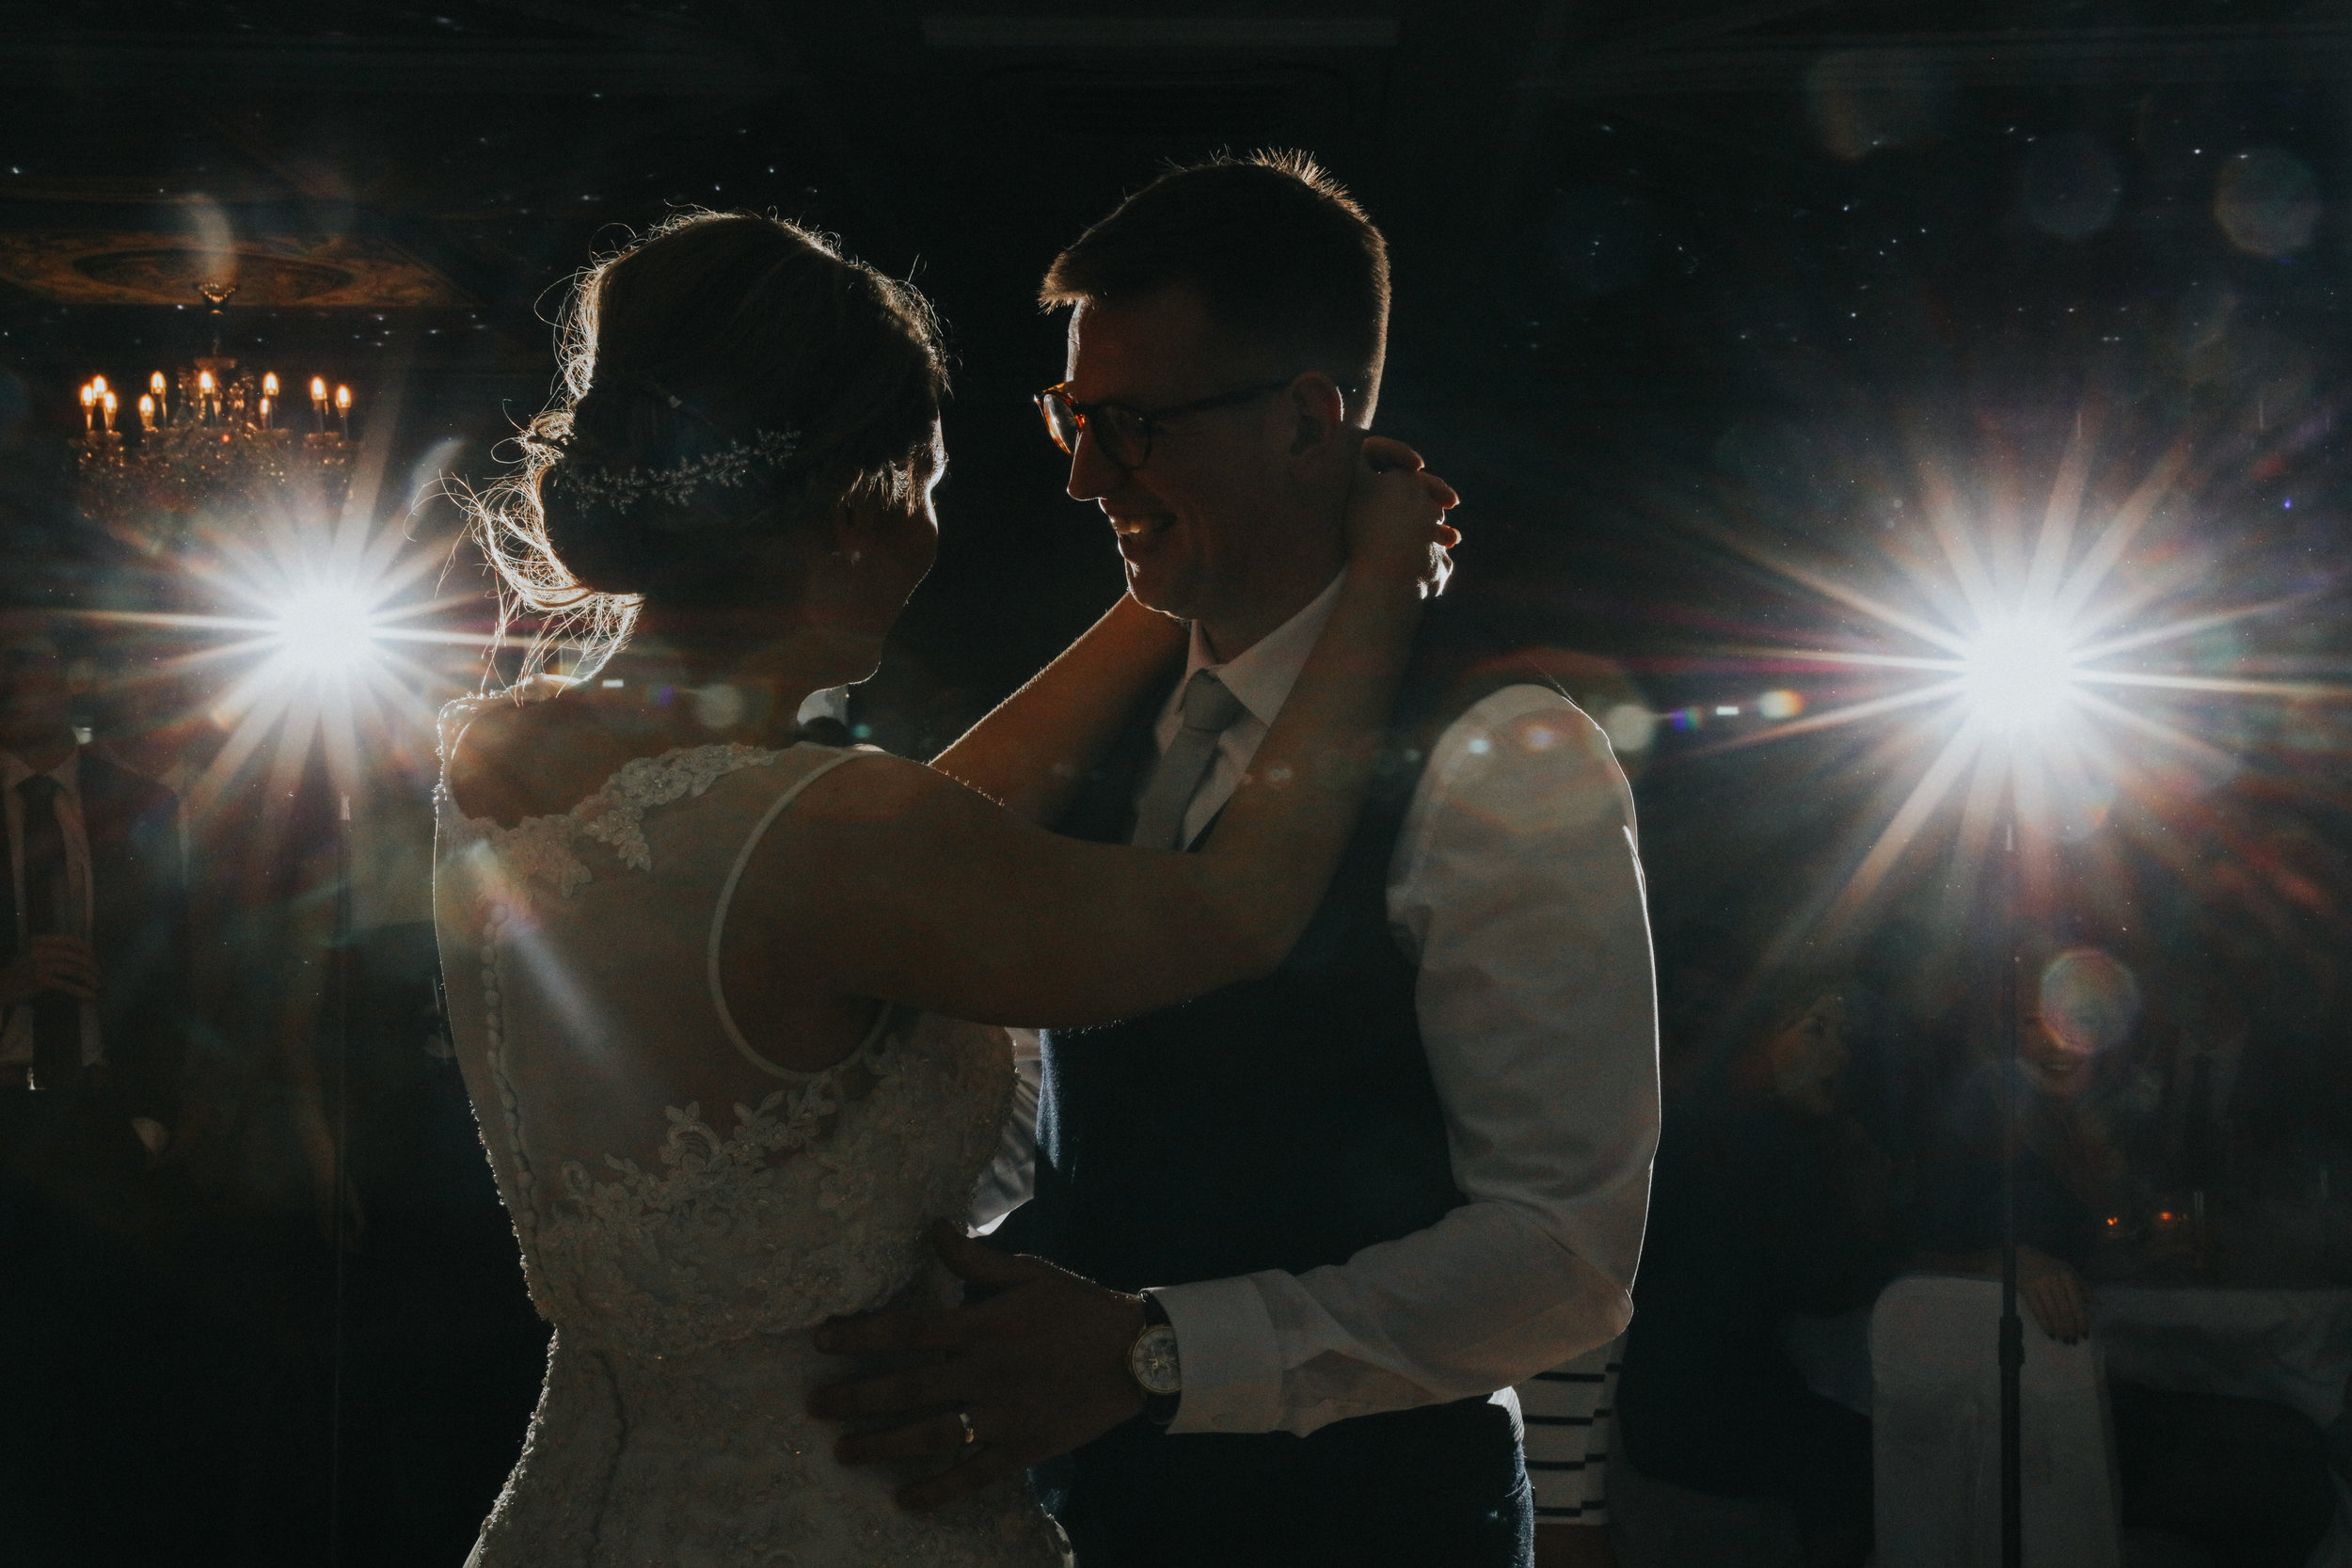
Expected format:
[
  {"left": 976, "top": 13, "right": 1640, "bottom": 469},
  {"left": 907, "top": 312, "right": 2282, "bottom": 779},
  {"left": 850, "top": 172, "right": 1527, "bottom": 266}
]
[{"left": 1018, "top": 601, "right": 1543, "bottom": 1290}]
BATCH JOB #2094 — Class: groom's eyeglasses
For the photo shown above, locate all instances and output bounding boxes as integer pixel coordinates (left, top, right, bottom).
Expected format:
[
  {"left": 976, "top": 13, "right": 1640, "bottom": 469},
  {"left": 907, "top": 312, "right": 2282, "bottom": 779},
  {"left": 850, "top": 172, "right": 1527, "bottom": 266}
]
[{"left": 1036, "top": 380, "right": 1295, "bottom": 471}]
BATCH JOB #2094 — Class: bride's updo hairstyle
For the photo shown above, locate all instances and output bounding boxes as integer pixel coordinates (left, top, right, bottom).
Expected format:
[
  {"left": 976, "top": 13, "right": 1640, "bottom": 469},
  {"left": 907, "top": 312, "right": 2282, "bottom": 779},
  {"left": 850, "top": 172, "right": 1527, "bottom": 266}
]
[{"left": 470, "top": 211, "right": 946, "bottom": 676}]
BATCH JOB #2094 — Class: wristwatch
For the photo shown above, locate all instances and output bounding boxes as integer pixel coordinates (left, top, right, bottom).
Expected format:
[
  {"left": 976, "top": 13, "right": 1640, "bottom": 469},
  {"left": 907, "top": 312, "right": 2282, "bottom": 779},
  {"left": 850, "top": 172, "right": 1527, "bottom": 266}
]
[{"left": 1127, "top": 1290, "right": 1183, "bottom": 1426}]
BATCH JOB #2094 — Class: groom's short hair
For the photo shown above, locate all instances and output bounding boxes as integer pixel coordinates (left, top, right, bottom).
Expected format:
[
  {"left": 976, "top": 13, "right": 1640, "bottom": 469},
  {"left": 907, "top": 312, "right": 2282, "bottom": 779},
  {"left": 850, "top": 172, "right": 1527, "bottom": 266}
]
[{"left": 1041, "top": 150, "right": 1390, "bottom": 421}]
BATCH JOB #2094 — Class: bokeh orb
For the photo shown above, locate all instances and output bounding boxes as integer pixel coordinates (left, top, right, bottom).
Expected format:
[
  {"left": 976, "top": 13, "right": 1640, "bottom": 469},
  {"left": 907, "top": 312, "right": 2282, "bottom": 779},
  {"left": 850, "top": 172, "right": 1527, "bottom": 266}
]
[
  {"left": 2039, "top": 947, "right": 2141, "bottom": 1056},
  {"left": 2023, "top": 132, "right": 2122, "bottom": 240},
  {"left": 1602, "top": 702, "right": 1658, "bottom": 753},
  {"left": 1758, "top": 689, "right": 1805, "bottom": 721},
  {"left": 2214, "top": 148, "right": 2320, "bottom": 258}
]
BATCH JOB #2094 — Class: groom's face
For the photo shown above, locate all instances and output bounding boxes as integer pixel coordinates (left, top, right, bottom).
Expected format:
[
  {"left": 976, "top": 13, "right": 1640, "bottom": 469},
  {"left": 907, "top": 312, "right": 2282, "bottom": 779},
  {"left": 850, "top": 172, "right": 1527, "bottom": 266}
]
[{"left": 1062, "top": 284, "right": 1340, "bottom": 640}]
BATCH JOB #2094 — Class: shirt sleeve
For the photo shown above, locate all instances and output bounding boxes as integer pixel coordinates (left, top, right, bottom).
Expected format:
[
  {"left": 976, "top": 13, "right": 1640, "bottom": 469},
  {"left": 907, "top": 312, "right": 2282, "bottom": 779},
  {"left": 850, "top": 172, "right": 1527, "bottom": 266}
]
[
  {"left": 1152, "top": 686, "right": 1660, "bottom": 1436},
  {"left": 967, "top": 1030, "right": 1041, "bottom": 1236}
]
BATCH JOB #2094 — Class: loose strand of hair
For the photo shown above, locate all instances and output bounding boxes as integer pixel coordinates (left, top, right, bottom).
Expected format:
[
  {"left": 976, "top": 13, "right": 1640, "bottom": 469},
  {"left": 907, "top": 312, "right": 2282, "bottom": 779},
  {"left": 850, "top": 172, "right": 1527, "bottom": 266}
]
[{"left": 448, "top": 419, "right": 640, "bottom": 698}]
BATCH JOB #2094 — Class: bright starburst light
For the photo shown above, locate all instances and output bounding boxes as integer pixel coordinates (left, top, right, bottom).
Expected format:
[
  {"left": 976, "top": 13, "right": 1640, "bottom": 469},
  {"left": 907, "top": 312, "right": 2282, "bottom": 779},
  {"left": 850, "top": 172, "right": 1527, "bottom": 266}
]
[
  {"left": 172, "top": 520, "right": 479, "bottom": 821},
  {"left": 270, "top": 584, "right": 382, "bottom": 679},
  {"left": 75, "top": 438, "right": 486, "bottom": 836},
  {"left": 1959, "top": 614, "right": 2080, "bottom": 736},
  {"left": 1673, "top": 408, "right": 2352, "bottom": 964}
]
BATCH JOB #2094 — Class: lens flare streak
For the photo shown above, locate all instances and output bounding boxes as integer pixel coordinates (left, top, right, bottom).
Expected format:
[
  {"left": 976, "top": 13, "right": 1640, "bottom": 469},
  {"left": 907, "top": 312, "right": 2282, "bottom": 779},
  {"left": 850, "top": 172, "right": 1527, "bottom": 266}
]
[{"left": 1666, "top": 410, "right": 2352, "bottom": 958}]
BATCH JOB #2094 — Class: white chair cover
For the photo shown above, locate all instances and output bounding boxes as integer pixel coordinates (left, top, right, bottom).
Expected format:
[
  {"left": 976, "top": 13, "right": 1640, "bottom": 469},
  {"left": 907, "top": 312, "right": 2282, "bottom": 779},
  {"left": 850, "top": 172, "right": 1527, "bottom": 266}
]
[{"left": 1871, "top": 1274, "right": 2122, "bottom": 1568}]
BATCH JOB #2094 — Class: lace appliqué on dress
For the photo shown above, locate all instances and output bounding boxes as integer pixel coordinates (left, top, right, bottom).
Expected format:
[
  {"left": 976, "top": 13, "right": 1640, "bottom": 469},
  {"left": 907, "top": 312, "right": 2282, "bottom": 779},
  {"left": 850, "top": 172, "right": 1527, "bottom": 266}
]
[
  {"left": 441, "top": 738, "right": 789, "bottom": 1315},
  {"left": 469, "top": 738, "right": 782, "bottom": 898}
]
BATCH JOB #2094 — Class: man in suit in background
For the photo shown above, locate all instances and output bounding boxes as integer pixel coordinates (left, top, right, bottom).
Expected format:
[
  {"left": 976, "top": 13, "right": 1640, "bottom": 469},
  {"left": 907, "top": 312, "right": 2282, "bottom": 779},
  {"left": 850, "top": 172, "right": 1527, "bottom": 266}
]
[{"left": 0, "top": 605, "right": 194, "bottom": 1565}]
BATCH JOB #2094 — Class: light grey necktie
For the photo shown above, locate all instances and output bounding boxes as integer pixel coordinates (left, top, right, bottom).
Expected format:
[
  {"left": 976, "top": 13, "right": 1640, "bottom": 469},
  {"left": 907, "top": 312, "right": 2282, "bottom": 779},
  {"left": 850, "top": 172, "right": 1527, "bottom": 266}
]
[{"left": 1131, "top": 670, "right": 1248, "bottom": 850}]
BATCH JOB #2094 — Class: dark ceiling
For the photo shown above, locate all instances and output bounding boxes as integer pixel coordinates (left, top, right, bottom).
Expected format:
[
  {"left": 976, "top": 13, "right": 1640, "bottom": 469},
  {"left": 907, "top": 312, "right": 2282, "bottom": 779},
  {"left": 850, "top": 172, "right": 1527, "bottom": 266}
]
[{"left": 9, "top": 2, "right": 2351, "bottom": 680}]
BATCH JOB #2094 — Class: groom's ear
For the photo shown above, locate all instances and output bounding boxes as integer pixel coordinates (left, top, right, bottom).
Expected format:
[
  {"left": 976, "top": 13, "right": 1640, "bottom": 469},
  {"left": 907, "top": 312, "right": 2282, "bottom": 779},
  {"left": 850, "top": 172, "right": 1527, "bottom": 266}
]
[{"left": 1283, "top": 372, "right": 1352, "bottom": 461}]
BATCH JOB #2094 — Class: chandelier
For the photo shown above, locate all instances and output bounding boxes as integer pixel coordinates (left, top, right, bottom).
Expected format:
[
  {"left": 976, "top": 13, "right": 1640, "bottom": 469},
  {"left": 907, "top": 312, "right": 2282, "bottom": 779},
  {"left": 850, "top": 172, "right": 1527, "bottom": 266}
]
[{"left": 75, "top": 290, "right": 362, "bottom": 558}]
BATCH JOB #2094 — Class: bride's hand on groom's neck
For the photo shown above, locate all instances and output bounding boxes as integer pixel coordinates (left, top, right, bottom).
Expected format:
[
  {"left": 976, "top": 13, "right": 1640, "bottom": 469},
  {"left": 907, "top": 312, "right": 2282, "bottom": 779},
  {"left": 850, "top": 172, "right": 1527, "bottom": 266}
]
[
  {"left": 1347, "top": 436, "right": 1461, "bottom": 597},
  {"left": 807, "top": 1221, "right": 1148, "bottom": 1511}
]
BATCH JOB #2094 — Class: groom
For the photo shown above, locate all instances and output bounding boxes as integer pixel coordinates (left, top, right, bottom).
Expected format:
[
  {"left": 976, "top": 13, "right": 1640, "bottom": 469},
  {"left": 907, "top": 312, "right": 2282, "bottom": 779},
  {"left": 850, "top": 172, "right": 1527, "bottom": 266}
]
[{"left": 813, "top": 151, "right": 1660, "bottom": 1566}]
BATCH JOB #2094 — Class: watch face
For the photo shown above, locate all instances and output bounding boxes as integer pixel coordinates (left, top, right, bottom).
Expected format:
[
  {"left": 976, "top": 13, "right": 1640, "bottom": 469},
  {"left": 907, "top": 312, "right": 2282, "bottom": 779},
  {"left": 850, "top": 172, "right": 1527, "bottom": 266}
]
[{"left": 1130, "top": 1323, "right": 1183, "bottom": 1397}]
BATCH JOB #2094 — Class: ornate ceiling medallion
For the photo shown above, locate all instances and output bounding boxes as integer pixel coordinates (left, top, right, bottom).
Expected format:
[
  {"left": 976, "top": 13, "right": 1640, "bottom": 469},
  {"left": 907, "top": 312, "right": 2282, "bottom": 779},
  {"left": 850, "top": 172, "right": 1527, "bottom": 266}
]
[{"left": 0, "top": 230, "right": 465, "bottom": 308}]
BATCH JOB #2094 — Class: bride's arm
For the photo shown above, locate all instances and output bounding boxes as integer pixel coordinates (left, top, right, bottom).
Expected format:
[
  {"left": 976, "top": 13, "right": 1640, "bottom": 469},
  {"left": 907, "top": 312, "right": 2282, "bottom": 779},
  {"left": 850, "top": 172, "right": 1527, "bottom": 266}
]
[
  {"left": 927, "top": 594, "right": 1184, "bottom": 827},
  {"left": 756, "top": 451, "right": 1453, "bottom": 1029}
]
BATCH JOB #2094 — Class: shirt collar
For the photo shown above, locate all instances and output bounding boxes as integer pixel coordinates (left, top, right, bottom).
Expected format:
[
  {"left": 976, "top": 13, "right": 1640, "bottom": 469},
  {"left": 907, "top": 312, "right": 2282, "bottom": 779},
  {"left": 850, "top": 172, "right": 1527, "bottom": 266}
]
[
  {"left": 0, "top": 747, "right": 80, "bottom": 798},
  {"left": 1181, "top": 572, "right": 1345, "bottom": 730}
]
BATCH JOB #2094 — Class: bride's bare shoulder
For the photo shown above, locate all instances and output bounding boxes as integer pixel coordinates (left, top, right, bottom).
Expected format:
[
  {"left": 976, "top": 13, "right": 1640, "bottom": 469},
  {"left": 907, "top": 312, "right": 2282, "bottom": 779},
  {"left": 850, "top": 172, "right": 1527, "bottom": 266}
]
[{"left": 446, "top": 684, "right": 636, "bottom": 827}]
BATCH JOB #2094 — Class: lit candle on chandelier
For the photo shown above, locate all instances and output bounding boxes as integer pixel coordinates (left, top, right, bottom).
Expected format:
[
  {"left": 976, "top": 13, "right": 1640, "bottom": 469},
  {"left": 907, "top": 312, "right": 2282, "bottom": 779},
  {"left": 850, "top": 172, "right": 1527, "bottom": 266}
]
[
  {"left": 310, "top": 376, "right": 327, "bottom": 433},
  {"left": 150, "top": 371, "right": 167, "bottom": 424},
  {"left": 198, "top": 370, "right": 216, "bottom": 425},
  {"left": 78, "top": 383, "right": 95, "bottom": 433},
  {"left": 101, "top": 390, "right": 117, "bottom": 435},
  {"left": 137, "top": 393, "right": 155, "bottom": 432},
  {"left": 335, "top": 384, "right": 352, "bottom": 440},
  {"left": 261, "top": 372, "right": 279, "bottom": 431}
]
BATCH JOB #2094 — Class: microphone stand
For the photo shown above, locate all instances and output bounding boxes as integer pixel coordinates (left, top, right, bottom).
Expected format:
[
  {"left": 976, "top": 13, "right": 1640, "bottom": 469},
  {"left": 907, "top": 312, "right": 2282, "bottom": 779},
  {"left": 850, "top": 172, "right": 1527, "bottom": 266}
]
[
  {"left": 1998, "top": 806, "right": 2024, "bottom": 1568},
  {"left": 326, "top": 790, "right": 353, "bottom": 1568}
]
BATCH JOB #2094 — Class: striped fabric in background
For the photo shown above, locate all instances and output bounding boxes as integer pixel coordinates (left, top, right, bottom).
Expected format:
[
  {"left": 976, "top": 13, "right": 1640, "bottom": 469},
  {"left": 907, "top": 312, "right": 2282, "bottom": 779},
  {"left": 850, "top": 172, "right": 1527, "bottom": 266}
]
[{"left": 1519, "top": 1338, "right": 1623, "bottom": 1526}]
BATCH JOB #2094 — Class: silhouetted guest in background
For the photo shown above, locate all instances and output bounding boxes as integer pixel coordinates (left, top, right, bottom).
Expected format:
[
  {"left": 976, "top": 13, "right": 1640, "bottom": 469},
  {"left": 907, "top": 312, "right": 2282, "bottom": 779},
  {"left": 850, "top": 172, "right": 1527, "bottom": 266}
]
[
  {"left": 1616, "top": 989, "right": 1905, "bottom": 1568},
  {"left": 1915, "top": 994, "right": 2337, "bottom": 1568},
  {"left": 0, "top": 607, "right": 195, "bottom": 1566}
]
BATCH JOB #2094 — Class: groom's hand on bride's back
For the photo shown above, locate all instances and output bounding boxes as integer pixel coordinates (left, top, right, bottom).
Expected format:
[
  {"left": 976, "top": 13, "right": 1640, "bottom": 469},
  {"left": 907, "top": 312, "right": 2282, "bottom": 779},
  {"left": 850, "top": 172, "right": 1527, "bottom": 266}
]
[{"left": 808, "top": 1220, "right": 1147, "bottom": 1511}]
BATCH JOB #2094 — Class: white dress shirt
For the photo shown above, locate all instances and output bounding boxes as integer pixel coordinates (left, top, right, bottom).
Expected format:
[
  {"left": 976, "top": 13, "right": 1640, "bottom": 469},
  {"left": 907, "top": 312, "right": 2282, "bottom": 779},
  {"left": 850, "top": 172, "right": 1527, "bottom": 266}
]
[
  {"left": 2, "top": 748, "right": 103, "bottom": 1075},
  {"left": 975, "top": 577, "right": 1661, "bottom": 1439}
]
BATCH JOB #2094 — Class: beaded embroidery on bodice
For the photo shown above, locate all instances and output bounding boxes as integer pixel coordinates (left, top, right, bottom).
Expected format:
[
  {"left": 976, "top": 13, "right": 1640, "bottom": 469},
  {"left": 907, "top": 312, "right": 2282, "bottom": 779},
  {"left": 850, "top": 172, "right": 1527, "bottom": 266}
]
[{"left": 432, "top": 710, "right": 1065, "bottom": 1567}]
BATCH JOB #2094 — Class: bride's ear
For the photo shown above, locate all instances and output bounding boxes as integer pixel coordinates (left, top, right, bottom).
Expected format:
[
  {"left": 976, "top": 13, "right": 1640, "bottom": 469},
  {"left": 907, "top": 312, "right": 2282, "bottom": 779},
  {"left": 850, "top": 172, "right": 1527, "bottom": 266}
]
[{"left": 820, "top": 496, "right": 871, "bottom": 569}]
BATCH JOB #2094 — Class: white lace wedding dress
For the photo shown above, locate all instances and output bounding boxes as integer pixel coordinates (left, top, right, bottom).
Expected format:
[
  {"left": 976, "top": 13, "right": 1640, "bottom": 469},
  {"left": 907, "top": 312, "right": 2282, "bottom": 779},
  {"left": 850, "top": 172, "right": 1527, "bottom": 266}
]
[{"left": 433, "top": 717, "right": 1069, "bottom": 1568}]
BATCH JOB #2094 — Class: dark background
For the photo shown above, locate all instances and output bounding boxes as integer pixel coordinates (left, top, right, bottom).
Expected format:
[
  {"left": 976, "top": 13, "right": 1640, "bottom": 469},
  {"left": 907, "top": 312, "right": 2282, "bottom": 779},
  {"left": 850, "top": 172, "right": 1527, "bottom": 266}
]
[{"left": 6, "top": 3, "right": 2352, "bottom": 1560}]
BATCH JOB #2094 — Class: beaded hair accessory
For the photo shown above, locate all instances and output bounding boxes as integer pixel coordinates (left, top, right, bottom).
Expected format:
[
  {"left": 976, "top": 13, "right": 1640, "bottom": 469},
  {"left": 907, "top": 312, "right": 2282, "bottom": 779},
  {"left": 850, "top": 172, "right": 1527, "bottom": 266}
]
[{"left": 542, "top": 379, "right": 803, "bottom": 529}]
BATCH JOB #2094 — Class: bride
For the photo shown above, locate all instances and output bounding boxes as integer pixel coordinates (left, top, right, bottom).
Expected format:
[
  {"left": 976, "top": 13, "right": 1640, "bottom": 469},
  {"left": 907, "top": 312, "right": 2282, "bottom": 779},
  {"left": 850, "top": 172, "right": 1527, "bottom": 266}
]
[{"left": 435, "top": 210, "right": 1454, "bottom": 1566}]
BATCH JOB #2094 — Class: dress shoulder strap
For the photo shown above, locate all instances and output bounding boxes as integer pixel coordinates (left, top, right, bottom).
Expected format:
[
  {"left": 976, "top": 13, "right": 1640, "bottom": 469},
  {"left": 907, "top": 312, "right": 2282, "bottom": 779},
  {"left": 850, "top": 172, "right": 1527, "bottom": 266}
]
[{"left": 706, "top": 747, "right": 884, "bottom": 1079}]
